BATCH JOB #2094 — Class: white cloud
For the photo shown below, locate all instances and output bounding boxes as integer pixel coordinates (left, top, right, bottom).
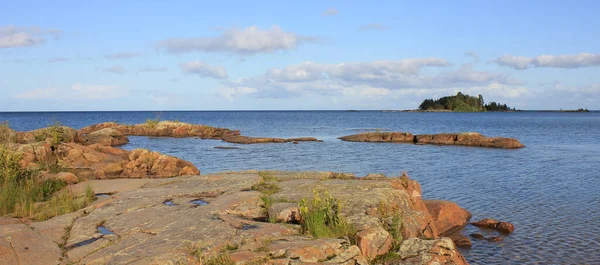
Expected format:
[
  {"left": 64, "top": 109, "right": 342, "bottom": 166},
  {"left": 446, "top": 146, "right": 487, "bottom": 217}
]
[
  {"left": 359, "top": 23, "right": 387, "bottom": 31},
  {"left": 98, "top": 65, "right": 126, "bottom": 74},
  {"left": 218, "top": 86, "right": 258, "bottom": 101},
  {"left": 0, "top": 25, "right": 63, "bottom": 49},
  {"left": 14, "top": 84, "right": 124, "bottom": 100},
  {"left": 553, "top": 83, "right": 600, "bottom": 94},
  {"left": 0, "top": 26, "right": 44, "bottom": 48},
  {"left": 156, "top": 25, "right": 316, "bottom": 55},
  {"left": 180, "top": 60, "right": 228, "bottom": 79},
  {"left": 105, "top": 52, "right": 141, "bottom": 60},
  {"left": 217, "top": 59, "right": 523, "bottom": 101},
  {"left": 493, "top": 53, "right": 600, "bottom": 69},
  {"left": 322, "top": 8, "right": 339, "bottom": 16}
]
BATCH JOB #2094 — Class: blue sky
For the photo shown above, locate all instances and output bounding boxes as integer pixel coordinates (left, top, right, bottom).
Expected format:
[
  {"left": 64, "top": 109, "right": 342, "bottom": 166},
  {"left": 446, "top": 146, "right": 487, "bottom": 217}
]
[{"left": 1, "top": 0, "right": 599, "bottom": 111}]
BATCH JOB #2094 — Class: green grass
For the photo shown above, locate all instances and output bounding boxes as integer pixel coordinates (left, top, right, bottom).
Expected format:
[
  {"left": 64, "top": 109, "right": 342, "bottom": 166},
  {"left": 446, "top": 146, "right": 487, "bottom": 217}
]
[
  {"left": 374, "top": 200, "right": 405, "bottom": 261},
  {"left": 145, "top": 118, "right": 160, "bottom": 129},
  {"left": 0, "top": 146, "right": 94, "bottom": 221},
  {"left": 299, "top": 190, "right": 355, "bottom": 239},
  {"left": 204, "top": 251, "right": 234, "bottom": 265}
]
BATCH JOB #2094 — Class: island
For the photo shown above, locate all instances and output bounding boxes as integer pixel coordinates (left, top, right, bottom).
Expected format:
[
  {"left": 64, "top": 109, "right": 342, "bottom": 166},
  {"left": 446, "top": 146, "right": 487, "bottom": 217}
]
[{"left": 417, "top": 92, "right": 516, "bottom": 112}]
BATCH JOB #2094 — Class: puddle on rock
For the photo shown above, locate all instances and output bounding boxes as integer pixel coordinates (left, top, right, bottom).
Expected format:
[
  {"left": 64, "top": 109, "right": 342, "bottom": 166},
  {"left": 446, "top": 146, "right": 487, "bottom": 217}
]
[
  {"left": 95, "top": 193, "right": 113, "bottom": 198},
  {"left": 69, "top": 237, "right": 102, "bottom": 249},
  {"left": 97, "top": 226, "right": 115, "bottom": 235},
  {"left": 163, "top": 199, "right": 177, "bottom": 206},
  {"left": 190, "top": 199, "right": 209, "bottom": 206},
  {"left": 240, "top": 224, "right": 258, "bottom": 230}
]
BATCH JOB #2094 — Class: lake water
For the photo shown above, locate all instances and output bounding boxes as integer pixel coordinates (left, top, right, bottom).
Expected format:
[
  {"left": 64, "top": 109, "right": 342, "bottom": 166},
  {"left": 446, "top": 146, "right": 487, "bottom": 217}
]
[{"left": 2, "top": 111, "right": 599, "bottom": 264}]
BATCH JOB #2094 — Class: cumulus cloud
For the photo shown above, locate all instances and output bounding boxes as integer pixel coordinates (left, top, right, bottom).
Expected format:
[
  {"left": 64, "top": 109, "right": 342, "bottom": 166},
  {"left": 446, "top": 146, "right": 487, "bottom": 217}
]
[
  {"left": 358, "top": 23, "right": 387, "bottom": 31},
  {"left": 322, "top": 8, "right": 339, "bottom": 16},
  {"left": 138, "top": 66, "right": 168, "bottom": 72},
  {"left": 48, "top": 56, "right": 69, "bottom": 63},
  {"left": 217, "top": 59, "right": 522, "bottom": 101},
  {"left": 14, "top": 83, "right": 123, "bottom": 100},
  {"left": 0, "top": 25, "right": 44, "bottom": 48},
  {"left": 98, "top": 65, "right": 126, "bottom": 74},
  {"left": 553, "top": 83, "right": 600, "bottom": 94},
  {"left": 105, "top": 52, "right": 141, "bottom": 60},
  {"left": 180, "top": 61, "right": 228, "bottom": 79},
  {"left": 156, "top": 25, "right": 316, "bottom": 55},
  {"left": 493, "top": 53, "right": 600, "bottom": 69}
]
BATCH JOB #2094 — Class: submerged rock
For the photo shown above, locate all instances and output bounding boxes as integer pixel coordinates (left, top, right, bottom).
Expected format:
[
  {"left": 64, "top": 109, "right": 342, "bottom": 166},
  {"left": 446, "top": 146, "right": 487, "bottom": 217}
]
[
  {"left": 471, "top": 218, "right": 515, "bottom": 234},
  {"left": 339, "top": 131, "right": 525, "bottom": 148}
]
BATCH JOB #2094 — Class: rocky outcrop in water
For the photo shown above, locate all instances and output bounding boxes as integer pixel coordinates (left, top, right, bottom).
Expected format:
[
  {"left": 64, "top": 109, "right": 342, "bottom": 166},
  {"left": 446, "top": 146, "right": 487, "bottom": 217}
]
[
  {"left": 79, "top": 121, "right": 322, "bottom": 144},
  {"left": 338, "top": 132, "right": 525, "bottom": 148},
  {"left": 0, "top": 170, "right": 470, "bottom": 265},
  {"left": 5, "top": 125, "right": 200, "bottom": 182},
  {"left": 471, "top": 218, "right": 515, "bottom": 234}
]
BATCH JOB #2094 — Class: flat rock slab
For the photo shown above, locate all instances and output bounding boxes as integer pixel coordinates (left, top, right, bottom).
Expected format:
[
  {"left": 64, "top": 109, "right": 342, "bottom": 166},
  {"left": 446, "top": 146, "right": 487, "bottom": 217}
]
[{"left": 1, "top": 171, "right": 471, "bottom": 264}]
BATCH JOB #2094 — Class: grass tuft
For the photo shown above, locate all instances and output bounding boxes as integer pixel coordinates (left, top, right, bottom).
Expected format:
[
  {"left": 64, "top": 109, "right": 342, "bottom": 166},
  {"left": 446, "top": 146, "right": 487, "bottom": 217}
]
[{"left": 299, "top": 189, "right": 355, "bottom": 239}]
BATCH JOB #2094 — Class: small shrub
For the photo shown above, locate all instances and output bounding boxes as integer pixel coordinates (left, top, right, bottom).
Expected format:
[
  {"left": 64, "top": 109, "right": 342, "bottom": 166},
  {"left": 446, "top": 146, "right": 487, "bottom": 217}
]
[
  {"left": 258, "top": 171, "right": 279, "bottom": 182},
  {"left": 299, "top": 189, "right": 354, "bottom": 238},
  {"left": 251, "top": 182, "right": 280, "bottom": 196}
]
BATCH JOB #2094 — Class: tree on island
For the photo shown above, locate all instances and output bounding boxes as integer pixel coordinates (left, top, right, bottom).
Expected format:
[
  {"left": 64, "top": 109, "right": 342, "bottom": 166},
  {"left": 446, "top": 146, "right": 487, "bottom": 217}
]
[{"left": 418, "top": 92, "right": 515, "bottom": 112}]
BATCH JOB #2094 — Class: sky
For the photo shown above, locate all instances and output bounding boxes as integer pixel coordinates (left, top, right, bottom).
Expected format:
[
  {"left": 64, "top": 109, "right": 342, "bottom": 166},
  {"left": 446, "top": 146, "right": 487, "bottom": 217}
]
[{"left": 1, "top": 0, "right": 599, "bottom": 111}]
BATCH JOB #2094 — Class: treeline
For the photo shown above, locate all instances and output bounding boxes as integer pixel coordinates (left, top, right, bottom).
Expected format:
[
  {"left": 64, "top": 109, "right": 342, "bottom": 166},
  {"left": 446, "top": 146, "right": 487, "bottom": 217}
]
[{"left": 418, "top": 92, "right": 515, "bottom": 112}]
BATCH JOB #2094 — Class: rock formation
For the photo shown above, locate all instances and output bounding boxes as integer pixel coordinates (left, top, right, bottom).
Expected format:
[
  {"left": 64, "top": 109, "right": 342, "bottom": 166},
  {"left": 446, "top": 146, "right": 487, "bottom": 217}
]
[
  {"left": 79, "top": 121, "right": 321, "bottom": 144},
  {"left": 339, "top": 132, "right": 525, "bottom": 148}
]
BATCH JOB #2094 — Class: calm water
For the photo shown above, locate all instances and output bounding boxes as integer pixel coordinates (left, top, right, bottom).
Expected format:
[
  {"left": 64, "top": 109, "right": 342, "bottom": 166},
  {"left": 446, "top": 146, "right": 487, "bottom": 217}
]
[{"left": 2, "top": 111, "right": 599, "bottom": 264}]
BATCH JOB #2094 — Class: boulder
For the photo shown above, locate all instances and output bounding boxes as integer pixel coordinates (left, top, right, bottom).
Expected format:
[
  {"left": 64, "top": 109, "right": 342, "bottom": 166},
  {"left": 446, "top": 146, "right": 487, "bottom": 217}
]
[
  {"left": 424, "top": 200, "right": 471, "bottom": 236},
  {"left": 81, "top": 128, "right": 129, "bottom": 146},
  {"left": 355, "top": 227, "right": 393, "bottom": 260},
  {"left": 268, "top": 202, "right": 301, "bottom": 223},
  {"left": 45, "top": 172, "right": 79, "bottom": 184},
  {"left": 122, "top": 149, "right": 200, "bottom": 178},
  {"left": 395, "top": 238, "right": 469, "bottom": 265}
]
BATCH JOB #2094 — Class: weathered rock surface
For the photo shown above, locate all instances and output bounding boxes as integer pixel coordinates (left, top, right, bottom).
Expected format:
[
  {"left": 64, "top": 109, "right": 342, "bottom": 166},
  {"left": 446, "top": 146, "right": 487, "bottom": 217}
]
[
  {"left": 424, "top": 200, "right": 471, "bottom": 236},
  {"left": 339, "top": 132, "right": 524, "bottom": 148},
  {"left": 79, "top": 121, "right": 322, "bottom": 144},
  {"left": 81, "top": 128, "right": 129, "bottom": 146},
  {"left": 471, "top": 218, "right": 515, "bottom": 234},
  {"left": 393, "top": 238, "right": 469, "bottom": 265},
  {"left": 16, "top": 126, "right": 79, "bottom": 144},
  {"left": 0, "top": 170, "right": 472, "bottom": 264}
]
